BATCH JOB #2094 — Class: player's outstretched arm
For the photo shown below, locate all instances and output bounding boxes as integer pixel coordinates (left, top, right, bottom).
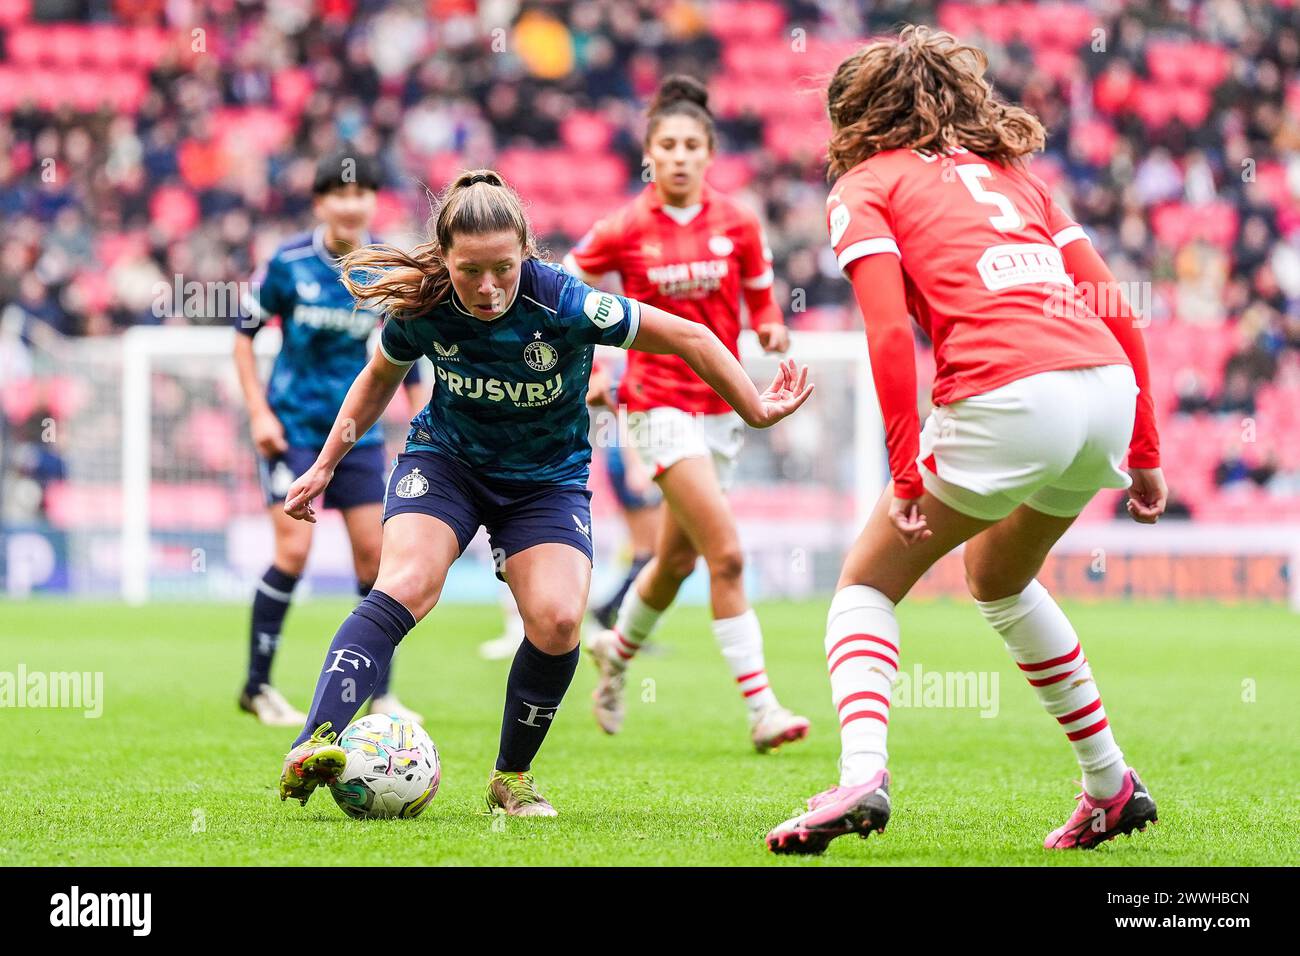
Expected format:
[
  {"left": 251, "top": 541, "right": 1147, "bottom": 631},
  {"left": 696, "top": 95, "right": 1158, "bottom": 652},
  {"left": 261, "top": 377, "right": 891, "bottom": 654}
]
[
  {"left": 1060, "top": 240, "right": 1166, "bottom": 523},
  {"left": 283, "top": 349, "right": 409, "bottom": 522},
  {"left": 844, "top": 254, "right": 929, "bottom": 544},
  {"left": 630, "top": 303, "right": 813, "bottom": 428}
]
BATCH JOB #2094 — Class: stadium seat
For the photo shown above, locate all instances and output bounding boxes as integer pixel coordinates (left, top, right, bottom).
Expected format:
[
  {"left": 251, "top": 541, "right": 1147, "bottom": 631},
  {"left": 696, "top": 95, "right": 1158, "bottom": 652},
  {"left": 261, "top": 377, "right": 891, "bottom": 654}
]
[
  {"left": 709, "top": 1, "right": 785, "bottom": 42},
  {"left": 559, "top": 111, "right": 614, "bottom": 154},
  {"left": 0, "top": 0, "right": 30, "bottom": 25},
  {"left": 272, "top": 68, "right": 315, "bottom": 116}
]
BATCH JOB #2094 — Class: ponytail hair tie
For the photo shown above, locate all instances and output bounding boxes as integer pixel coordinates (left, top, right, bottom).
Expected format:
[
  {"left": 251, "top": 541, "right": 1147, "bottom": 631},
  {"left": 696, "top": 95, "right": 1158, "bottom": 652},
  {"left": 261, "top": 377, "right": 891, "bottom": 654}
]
[{"left": 467, "top": 173, "right": 495, "bottom": 185}]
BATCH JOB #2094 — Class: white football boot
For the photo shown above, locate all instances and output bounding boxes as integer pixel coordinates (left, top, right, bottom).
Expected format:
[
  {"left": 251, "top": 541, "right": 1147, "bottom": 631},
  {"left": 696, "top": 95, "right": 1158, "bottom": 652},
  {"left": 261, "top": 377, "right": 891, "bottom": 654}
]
[
  {"left": 587, "top": 628, "right": 627, "bottom": 734},
  {"left": 368, "top": 694, "right": 424, "bottom": 724},
  {"left": 749, "top": 703, "right": 811, "bottom": 753},
  {"left": 239, "top": 683, "right": 308, "bottom": 727}
]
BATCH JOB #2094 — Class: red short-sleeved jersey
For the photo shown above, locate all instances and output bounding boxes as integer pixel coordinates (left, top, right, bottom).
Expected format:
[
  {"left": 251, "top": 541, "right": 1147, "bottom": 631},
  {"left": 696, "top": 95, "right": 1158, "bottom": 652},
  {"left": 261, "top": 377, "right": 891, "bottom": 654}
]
[
  {"left": 571, "top": 183, "right": 774, "bottom": 415},
  {"left": 828, "top": 147, "right": 1129, "bottom": 408}
]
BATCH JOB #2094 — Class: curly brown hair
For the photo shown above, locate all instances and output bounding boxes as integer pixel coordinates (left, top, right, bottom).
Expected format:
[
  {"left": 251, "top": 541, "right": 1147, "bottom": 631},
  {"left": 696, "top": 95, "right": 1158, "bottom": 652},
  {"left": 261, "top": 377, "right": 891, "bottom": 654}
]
[
  {"left": 338, "top": 169, "right": 543, "bottom": 318},
  {"left": 826, "top": 25, "right": 1046, "bottom": 179}
]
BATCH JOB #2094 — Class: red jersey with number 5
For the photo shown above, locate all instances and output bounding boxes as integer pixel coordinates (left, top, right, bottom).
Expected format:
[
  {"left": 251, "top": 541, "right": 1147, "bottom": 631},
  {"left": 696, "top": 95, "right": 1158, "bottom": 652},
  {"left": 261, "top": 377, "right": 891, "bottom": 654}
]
[
  {"left": 828, "top": 147, "right": 1128, "bottom": 407},
  {"left": 571, "top": 183, "right": 774, "bottom": 415}
]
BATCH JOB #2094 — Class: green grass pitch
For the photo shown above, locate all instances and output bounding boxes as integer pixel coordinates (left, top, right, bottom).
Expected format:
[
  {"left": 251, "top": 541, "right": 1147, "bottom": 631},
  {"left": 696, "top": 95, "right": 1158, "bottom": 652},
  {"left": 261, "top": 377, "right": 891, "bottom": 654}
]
[{"left": 1, "top": 597, "right": 1293, "bottom": 866}]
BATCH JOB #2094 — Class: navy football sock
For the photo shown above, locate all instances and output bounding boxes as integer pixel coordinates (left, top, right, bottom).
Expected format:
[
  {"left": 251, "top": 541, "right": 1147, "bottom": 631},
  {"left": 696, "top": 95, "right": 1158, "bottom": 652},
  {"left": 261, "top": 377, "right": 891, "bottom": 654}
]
[
  {"left": 495, "top": 637, "right": 580, "bottom": 772},
  {"left": 356, "top": 581, "right": 395, "bottom": 698},
  {"left": 245, "top": 566, "right": 299, "bottom": 695},
  {"left": 595, "top": 553, "right": 651, "bottom": 630},
  {"left": 293, "top": 590, "right": 416, "bottom": 747}
]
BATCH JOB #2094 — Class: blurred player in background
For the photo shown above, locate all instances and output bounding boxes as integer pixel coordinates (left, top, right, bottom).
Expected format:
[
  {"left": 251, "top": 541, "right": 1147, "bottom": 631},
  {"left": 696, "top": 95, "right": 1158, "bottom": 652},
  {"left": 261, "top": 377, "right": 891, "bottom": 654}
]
[
  {"left": 586, "top": 356, "right": 663, "bottom": 630},
  {"left": 567, "top": 76, "right": 810, "bottom": 753},
  {"left": 274, "top": 171, "right": 813, "bottom": 816},
  {"left": 233, "top": 148, "right": 425, "bottom": 726},
  {"left": 766, "top": 27, "right": 1166, "bottom": 855}
]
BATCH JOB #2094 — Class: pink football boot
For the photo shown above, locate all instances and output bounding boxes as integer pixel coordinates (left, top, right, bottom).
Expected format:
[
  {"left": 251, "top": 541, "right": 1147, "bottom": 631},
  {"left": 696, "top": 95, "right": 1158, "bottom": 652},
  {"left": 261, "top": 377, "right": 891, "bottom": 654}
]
[
  {"left": 765, "top": 769, "right": 891, "bottom": 855},
  {"left": 1044, "top": 769, "right": 1157, "bottom": 850}
]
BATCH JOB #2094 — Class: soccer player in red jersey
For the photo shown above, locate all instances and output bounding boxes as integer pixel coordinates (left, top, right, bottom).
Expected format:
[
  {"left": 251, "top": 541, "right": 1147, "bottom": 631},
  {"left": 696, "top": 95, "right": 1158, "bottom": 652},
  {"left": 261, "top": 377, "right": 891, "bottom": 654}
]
[
  {"left": 766, "top": 27, "right": 1167, "bottom": 854},
  {"left": 565, "top": 76, "right": 812, "bottom": 752}
]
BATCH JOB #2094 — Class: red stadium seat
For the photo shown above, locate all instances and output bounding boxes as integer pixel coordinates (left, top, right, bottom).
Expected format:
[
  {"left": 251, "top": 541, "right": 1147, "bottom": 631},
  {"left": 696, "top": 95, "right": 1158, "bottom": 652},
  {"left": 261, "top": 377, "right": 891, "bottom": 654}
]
[
  {"left": 65, "top": 71, "right": 106, "bottom": 112},
  {"left": 1131, "top": 83, "right": 1180, "bottom": 129},
  {"left": 6, "top": 24, "right": 42, "bottom": 63},
  {"left": 149, "top": 185, "right": 201, "bottom": 240},
  {"left": 426, "top": 152, "right": 467, "bottom": 191},
  {"left": 1035, "top": 3, "right": 1098, "bottom": 49},
  {"left": 84, "top": 24, "right": 134, "bottom": 70},
  {"left": 709, "top": 1, "right": 785, "bottom": 42},
  {"left": 0, "top": 0, "right": 31, "bottom": 25},
  {"left": 559, "top": 111, "right": 614, "bottom": 154},
  {"left": 706, "top": 155, "right": 754, "bottom": 193},
  {"left": 273, "top": 68, "right": 315, "bottom": 116},
  {"left": 1034, "top": 47, "right": 1082, "bottom": 84},
  {"left": 1070, "top": 118, "right": 1119, "bottom": 167},
  {"left": 1173, "top": 87, "right": 1211, "bottom": 126}
]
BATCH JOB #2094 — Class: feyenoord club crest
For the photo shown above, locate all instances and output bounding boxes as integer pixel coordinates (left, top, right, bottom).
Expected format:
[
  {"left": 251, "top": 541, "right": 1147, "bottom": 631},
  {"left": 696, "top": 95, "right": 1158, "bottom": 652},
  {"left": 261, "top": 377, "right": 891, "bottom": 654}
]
[
  {"left": 524, "top": 339, "right": 559, "bottom": 372},
  {"left": 395, "top": 468, "right": 429, "bottom": 499}
]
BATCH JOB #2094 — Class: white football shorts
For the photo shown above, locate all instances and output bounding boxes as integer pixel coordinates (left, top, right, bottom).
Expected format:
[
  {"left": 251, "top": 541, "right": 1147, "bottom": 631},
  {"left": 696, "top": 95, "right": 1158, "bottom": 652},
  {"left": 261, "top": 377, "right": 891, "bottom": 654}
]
[
  {"left": 918, "top": 364, "right": 1138, "bottom": 521},
  {"left": 626, "top": 406, "right": 746, "bottom": 490}
]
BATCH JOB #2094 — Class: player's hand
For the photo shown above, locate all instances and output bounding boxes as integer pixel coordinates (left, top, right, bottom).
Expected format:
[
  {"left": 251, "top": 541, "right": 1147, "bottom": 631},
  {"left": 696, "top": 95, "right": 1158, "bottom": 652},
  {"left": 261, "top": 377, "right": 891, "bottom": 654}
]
[
  {"left": 1126, "top": 466, "right": 1167, "bottom": 524},
  {"left": 757, "top": 323, "right": 790, "bottom": 354},
  {"left": 251, "top": 410, "right": 288, "bottom": 458},
  {"left": 284, "top": 464, "right": 334, "bottom": 523},
  {"left": 888, "top": 496, "right": 933, "bottom": 546},
  {"left": 586, "top": 365, "right": 616, "bottom": 408},
  {"left": 748, "top": 358, "right": 814, "bottom": 428}
]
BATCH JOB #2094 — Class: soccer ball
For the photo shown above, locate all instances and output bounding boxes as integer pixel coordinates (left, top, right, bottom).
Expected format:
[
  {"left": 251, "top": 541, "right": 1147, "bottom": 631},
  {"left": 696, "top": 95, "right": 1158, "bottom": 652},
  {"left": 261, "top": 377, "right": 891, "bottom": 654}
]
[{"left": 328, "top": 713, "right": 440, "bottom": 820}]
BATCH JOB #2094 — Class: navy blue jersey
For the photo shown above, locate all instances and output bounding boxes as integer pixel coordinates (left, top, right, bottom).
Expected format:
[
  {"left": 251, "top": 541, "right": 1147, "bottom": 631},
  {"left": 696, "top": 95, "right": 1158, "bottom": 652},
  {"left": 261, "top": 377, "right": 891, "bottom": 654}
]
[
  {"left": 379, "top": 259, "right": 641, "bottom": 485},
  {"left": 238, "top": 226, "right": 419, "bottom": 449}
]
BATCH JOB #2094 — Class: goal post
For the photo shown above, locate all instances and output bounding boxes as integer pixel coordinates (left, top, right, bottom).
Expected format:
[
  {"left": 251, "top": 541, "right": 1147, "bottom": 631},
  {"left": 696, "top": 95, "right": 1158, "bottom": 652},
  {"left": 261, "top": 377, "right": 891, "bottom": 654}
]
[{"left": 119, "top": 325, "right": 289, "bottom": 604}]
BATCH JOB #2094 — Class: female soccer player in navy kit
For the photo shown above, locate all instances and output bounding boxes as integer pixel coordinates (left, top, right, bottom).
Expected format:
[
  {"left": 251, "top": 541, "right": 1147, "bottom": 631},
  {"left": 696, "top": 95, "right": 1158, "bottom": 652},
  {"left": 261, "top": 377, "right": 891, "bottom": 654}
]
[
  {"left": 765, "top": 27, "right": 1167, "bottom": 854},
  {"left": 234, "top": 149, "right": 424, "bottom": 726},
  {"left": 275, "top": 170, "right": 813, "bottom": 816},
  {"left": 566, "top": 76, "right": 811, "bottom": 753}
]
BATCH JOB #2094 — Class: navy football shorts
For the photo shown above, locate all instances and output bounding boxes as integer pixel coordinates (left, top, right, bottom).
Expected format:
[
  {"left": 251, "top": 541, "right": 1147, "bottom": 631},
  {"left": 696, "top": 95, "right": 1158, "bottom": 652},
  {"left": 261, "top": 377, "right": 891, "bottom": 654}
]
[
  {"left": 259, "top": 443, "right": 387, "bottom": 511},
  {"left": 382, "top": 451, "right": 594, "bottom": 575},
  {"left": 604, "top": 445, "right": 661, "bottom": 511}
]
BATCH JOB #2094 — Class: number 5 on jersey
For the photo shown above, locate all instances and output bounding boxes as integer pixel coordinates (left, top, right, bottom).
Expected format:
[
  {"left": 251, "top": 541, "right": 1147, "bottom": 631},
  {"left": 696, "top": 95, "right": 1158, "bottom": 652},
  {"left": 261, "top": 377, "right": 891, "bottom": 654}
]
[{"left": 955, "top": 164, "right": 1024, "bottom": 232}]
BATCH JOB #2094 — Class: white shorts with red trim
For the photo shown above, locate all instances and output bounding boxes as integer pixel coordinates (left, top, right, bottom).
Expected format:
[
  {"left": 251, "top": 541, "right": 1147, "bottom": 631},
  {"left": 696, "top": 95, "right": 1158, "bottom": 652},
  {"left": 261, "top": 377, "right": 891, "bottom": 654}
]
[
  {"left": 627, "top": 407, "right": 746, "bottom": 491},
  {"left": 917, "top": 364, "right": 1137, "bottom": 521}
]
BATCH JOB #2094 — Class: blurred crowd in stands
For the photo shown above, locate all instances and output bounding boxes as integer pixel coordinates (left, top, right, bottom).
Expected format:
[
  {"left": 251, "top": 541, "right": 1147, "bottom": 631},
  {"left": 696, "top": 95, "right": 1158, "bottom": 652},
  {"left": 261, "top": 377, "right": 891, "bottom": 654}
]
[{"left": 2, "top": 0, "right": 1300, "bottom": 524}]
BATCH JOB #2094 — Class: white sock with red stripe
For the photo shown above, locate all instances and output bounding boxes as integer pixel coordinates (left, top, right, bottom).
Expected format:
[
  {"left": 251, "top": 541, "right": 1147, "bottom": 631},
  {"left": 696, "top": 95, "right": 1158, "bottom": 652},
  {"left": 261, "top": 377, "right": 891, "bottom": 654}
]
[
  {"left": 976, "top": 579, "right": 1127, "bottom": 800},
  {"left": 825, "top": 585, "right": 899, "bottom": 787},
  {"left": 711, "top": 609, "right": 777, "bottom": 713},
  {"left": 608, "top": 587, "right": 661, "bottom": 671}
]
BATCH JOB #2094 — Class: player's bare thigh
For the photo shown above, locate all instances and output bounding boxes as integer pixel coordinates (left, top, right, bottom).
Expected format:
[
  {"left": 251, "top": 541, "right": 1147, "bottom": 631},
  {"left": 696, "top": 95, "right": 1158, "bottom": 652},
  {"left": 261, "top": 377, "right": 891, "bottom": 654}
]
[
  {"left": 268, "top": 504, "right": 314, "bottom": 576},
  {"left": 636, "top": 500, "right": 697, "bottom": 610},
  {"left": 340, "top": 502, "right": 384, "bottom": 584},
  {"left": 624, "top": 500, "right": 661, "bottom": 557},
  {"left": 838, "top": 484, "right": 994, "bottom": 604},
  {"left": 373, "top": 513, "right": 461, "bottom": 622},
  {"left": 963, "top": 504, "right": 1078, "bottom": 602},
  {"left": 655, "top": 455, "right": 741, "bottom": 577},
  {"left": 503, "top": 543, "right": 591, "bottom": 654}
]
